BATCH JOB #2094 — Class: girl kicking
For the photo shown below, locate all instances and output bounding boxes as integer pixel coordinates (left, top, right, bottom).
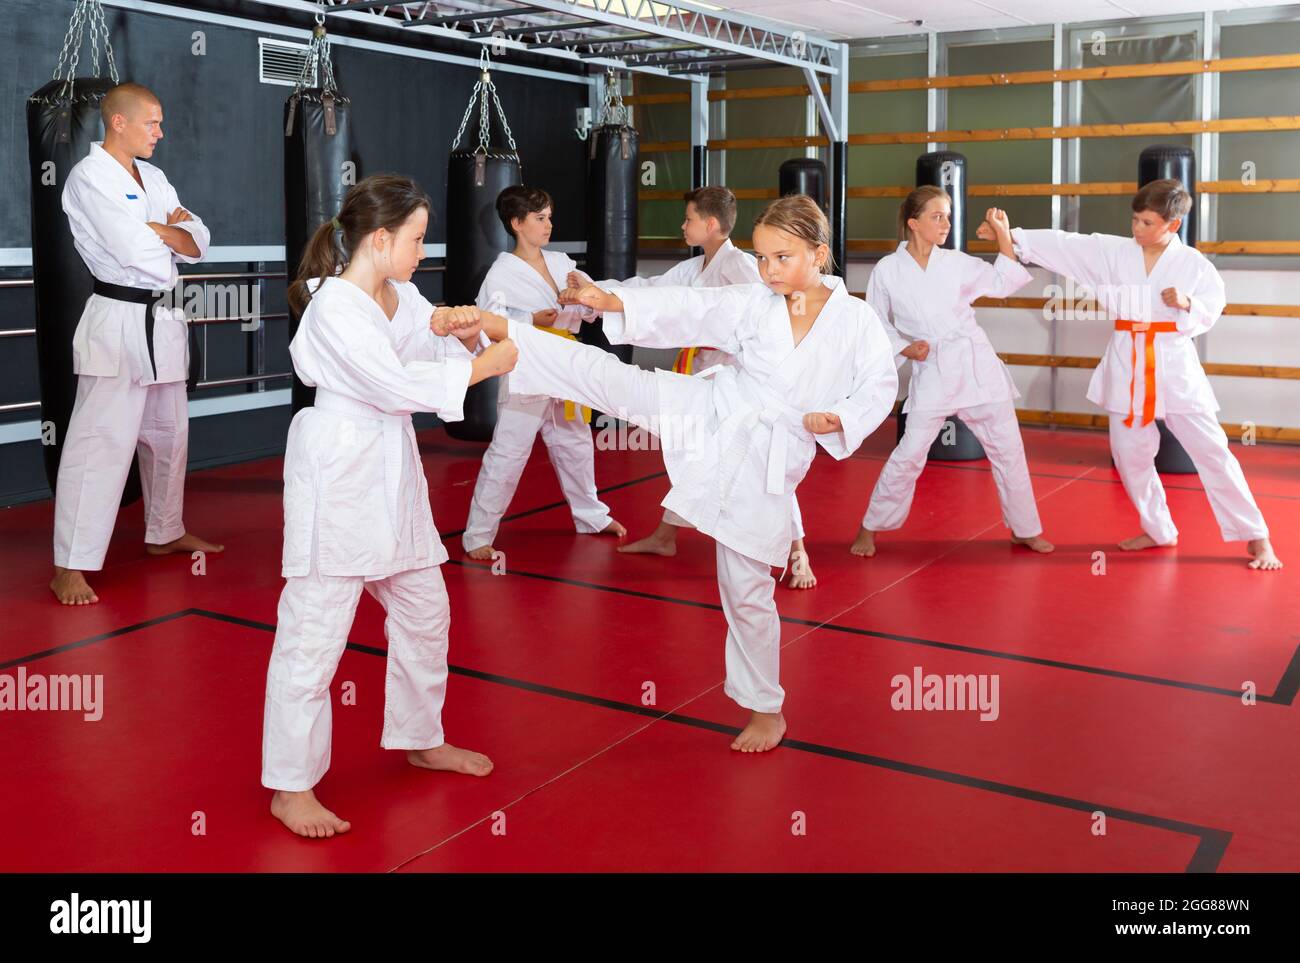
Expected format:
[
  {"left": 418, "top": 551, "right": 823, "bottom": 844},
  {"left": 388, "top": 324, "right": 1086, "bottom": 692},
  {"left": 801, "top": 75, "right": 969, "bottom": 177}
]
[
  {"left": 262, "top": 174, "right": 516, "bottom": 837},
  {"left": 479, "top": 195, "right": 898, "bottom": 752},
  {"left": 852, "top": 191, "right": 1053, "bottom": 557}
]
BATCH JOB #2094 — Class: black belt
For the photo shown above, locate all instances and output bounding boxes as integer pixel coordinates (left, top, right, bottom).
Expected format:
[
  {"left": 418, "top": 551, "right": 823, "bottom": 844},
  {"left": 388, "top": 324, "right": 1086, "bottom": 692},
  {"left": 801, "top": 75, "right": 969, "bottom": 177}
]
[{"left": 92, "top": 279, "right": 173, "bottom": 383}]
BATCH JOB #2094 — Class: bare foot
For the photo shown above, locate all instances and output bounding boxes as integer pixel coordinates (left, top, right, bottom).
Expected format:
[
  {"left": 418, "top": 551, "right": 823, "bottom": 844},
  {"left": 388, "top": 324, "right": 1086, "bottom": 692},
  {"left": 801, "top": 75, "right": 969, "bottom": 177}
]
[
  {"left": 1118, "top": 533, "right": 1176, "bottom": 551},
  {"left": 850, "top": 527, "right": 877, "bottom": 557},
  {"left": 270, "top": 789, "right": 351, "bottom": 838},
  {"left": 1011, "top": 534, "right": 1055, "bottom": 554},
  {"left": 145, "top": 532, "right": 225, "bottom": 556},
  {"left": 599, "top": 519, "right": 627, "bottom": 539},
  {"left": 618, "top": 522, "right": 678, "bottom": 556},
  {"left": 1247, "top": 538, "right": 1283, "bottom": 571},
  {"left": 730, "top": 711, "right": 786, "bottom": 752},
  {"left": 786, "top": 549, "right": 817, "bottom": 589},
  {"left": 466, "top": 545, "right": 498, "bottom": 561},
  {"left": 407, "top": 744, "right": 494, "bottom": 777},
  {"left": 50, "top": 567, "right": 99, "bottom": 605}
]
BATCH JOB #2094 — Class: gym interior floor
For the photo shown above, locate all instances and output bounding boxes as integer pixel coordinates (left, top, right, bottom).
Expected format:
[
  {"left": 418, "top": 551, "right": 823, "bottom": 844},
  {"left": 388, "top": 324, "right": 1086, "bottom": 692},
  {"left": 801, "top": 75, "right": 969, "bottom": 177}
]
[{"left": 2, "top": 417, "right": 1296, "bottom": 872}]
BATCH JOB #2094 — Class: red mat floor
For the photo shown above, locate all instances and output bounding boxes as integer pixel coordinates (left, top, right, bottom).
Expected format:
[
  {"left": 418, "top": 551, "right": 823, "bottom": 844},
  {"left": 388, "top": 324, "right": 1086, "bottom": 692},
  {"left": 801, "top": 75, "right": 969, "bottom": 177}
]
[{"left": 1, "top": 417, "right": 1297, "bottom": 872}]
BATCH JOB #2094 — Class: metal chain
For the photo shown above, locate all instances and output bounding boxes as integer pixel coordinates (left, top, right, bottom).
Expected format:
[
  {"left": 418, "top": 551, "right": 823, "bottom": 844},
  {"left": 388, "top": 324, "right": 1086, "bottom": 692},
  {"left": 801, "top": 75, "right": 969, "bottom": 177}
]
[
  {"left": 294, "top": 11, "right": 338, "bottom": 95},
  {"left": 92, "top": 0, "right": 119, "bottom": 84},
  {"left": 451, "top": 48, "right": 517, "bottom": 153},
  {"left": 52, "top": 0, "right": 119, "bottom": 100},
  {"left": 600, "top": 68, "right": 629, "bottom": 126}
]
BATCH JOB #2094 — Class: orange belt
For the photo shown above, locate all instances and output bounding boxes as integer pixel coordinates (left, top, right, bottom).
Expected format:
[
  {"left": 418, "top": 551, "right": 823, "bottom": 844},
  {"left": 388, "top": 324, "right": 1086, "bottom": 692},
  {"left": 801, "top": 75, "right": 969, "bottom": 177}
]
[
  {"left": 1114, "top": 319, "right": 1179, "bottom": 428},
  {"left": 536, "top": 325, "right": 591, "bottom": 423},
  {"left": 672, "top": 346, "right": 720, "bottom": 376}
]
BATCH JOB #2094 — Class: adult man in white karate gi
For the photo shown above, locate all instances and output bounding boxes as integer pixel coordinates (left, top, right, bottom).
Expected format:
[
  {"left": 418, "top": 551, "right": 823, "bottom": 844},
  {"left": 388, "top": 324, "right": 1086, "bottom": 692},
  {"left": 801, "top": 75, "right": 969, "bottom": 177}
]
[{"left": 51, "top": 83, "right": 223, "bottom": 605}]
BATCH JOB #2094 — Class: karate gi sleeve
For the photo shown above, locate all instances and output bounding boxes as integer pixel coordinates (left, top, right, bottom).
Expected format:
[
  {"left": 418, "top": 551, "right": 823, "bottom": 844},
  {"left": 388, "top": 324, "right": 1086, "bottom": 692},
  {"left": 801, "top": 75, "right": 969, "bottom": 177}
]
[
  {"left": 159, "top": 177, "right": 210, "bottom": 264},
  {"left": 602, "top": 283, "right": 766, "bottom": 351},
  {"left": 1175, "top": 257, "right": 1226, "bottom": 338},
  {"left": 959, "top": 250, "right": 1033, "bottom": 303},
  {"left": 392, "top": 284, "right": 487, "bottom": 362},
  {"left": 1009, "top": 227, "right": 1115, "bottom": 292},
  {"left": 817, "top": 302, "right": 900, "bottom": 460},
  {"left": 295, "top": 292, "right": 475, "bottom": 420},
  {"left": 62, "top": 172, "right": 175, "bottom": 284},
  {"left": 863, "top": 265, "right": 910, "bottom": 363}
]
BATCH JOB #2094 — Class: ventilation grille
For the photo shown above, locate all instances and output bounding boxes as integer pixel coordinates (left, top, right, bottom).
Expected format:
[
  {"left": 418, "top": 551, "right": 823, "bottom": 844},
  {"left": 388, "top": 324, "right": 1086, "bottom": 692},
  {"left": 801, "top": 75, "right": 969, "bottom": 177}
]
[{"left": 259, "top": 38, "right": 314, "bottom": 88}]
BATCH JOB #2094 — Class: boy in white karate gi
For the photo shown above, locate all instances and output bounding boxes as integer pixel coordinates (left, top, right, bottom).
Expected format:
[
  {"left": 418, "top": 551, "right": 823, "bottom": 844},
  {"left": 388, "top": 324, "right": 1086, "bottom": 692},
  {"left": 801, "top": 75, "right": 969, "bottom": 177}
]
[
  {"left": 461, "top": 186, "right": 624, "bottom": 560},
  {"left": 51, "top": 83, "right": 223, "bottom": 605},
  {"left": 999, "top": 179, "right": 1281, "bottom": 570}
]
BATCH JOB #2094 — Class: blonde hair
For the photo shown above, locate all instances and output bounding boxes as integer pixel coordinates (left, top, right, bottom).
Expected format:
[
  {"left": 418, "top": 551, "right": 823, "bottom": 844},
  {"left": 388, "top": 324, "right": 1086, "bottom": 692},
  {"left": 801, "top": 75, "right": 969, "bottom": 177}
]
[
  {"left": 898, "top": 185, "right": 950, "bottom": 240},
  {"left": 753, "top": 194, "right": 834, "bottom": 273}
]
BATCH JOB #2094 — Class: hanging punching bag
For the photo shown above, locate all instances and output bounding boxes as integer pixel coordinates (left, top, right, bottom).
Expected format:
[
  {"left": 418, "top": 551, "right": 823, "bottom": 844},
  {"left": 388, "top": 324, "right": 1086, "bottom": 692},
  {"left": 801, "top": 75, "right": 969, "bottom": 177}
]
[
  {"left": 284, "top": 23, "right": 352, "bottom": 415},
  {"left": 443, "top": 150, "right": 519, "bottom": 442},
  {"left": 1137, "top": 144, "right": 1198, "bottom": 473},
  {"left": 583, "top": 75, "right": 638, "bottom": 365},
  {"left": 28, "top": 1, "right": 147, "bottom": 505},
  {"left": 778, "top": 158, "right": 828, "bottom": 210},
  {"left": 916, "top": 150, "right": 967, "bottom": 252},
  {"left": 898, "top": 150, "right": 985, "bottom": 460},
  {"left": 28, "top": 77, "right": 133, "bottom": 499},
  {"left": 442, "top": 53, "right": 523, "bottom": 443}
]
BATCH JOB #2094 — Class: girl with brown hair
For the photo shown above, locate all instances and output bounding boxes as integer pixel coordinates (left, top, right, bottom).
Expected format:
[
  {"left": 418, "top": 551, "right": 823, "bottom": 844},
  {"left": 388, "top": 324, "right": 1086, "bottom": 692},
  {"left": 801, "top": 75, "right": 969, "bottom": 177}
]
[{"left": 263, "top": 173, "right": 516, "bottom": 837}]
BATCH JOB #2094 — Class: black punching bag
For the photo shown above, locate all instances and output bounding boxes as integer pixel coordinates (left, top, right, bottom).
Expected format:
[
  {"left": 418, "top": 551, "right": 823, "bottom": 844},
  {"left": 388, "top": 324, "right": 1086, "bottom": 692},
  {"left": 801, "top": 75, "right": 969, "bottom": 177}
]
[
  {"left": 778, "top": 158, "right": 828, "bottom": 210},
  {"left": 1137, "top": 144, "right": 1199, "bottom": 473},
  {"left": 898, "top": 150, "right": 985, "bottom": 460},
  {"left": 284, "top": 84, "right": 352, "bottom": 414},
  {"left": 916, "top": 150, "right": 967, "bottom": 252},
  {"left": 27, "top": 76, "right": 142, "bottom": 504},
  {"left": 443, "top": 151, "right": 521, "bottom": 442},
  {"left": 582, "top": 122, "right": 638, "bottom": 364}
]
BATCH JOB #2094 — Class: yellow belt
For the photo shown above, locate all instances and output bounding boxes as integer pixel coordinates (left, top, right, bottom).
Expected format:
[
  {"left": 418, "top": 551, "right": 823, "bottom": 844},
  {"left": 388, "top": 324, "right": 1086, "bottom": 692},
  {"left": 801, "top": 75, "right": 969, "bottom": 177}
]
[{"left": 537, "top": 325, "right": 591, "bottom": 423}]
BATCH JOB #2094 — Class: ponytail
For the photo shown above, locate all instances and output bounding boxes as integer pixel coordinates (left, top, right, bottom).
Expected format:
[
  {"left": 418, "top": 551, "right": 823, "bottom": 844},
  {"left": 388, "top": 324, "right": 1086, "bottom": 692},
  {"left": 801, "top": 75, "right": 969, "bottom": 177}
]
[{"left": 288, "top": 221, "right": 344, "bottom": 316}]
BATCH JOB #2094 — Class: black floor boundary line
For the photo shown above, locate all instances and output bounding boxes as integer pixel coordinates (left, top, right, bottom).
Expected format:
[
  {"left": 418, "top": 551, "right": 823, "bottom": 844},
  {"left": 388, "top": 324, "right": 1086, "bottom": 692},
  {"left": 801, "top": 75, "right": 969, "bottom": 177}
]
[
  {"left": 193, "top": 608, "right": 1229, "bottom": 873},
  {"left": 443, "top": 560, "right": 1299, "bottom": 706},
  {"left": 2, "top": 607, "right": 1232, "bottom": 872}
]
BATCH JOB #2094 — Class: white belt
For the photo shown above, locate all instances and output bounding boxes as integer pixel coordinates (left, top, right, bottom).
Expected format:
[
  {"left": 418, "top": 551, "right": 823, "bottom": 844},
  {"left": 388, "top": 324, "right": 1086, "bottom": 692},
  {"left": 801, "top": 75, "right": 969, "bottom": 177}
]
[
  {"left": 923, "top": 332, "right": 989, "bottom": 391},
  {"left": 312, "top": 389, "right": 414, "bottom": 533},
  {"left": 715, "top": 381, "right": 812, "bottom": 497}
]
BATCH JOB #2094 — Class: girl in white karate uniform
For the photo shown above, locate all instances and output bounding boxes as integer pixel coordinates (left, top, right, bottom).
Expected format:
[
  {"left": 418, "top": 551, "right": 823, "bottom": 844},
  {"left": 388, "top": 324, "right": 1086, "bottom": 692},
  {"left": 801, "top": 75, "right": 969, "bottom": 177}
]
[
  {"left": 480, "top": 195, "right": 899, "bottom": 752},
  {"left": 1002, "top": 178, "right": 1281, "bottom": 570},
  {"left": 565, "top": 186, "right": 818, "bottom": 590},
  {"left": 853, "top": 189, "right": 1054, "bottom": 557},
  {"left": 262, "top": 175, "right": 517, "bottom": 838},
  {"left": 461, "top": 186, "right": 624, "bottom": 560}
]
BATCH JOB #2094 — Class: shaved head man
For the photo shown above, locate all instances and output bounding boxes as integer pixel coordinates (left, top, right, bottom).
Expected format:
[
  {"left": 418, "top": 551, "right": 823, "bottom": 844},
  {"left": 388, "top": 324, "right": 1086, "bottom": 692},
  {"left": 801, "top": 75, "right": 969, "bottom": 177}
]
[{"left": 50, "top": 82, "right": 223, "bottom": 605}]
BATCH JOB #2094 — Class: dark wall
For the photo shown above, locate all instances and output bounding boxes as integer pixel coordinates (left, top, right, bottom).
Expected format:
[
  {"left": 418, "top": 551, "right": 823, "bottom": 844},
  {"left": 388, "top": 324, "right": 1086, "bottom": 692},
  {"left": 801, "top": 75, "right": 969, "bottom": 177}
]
[{"left": 0, "top": 0, "right": 592, "bottom": 507}]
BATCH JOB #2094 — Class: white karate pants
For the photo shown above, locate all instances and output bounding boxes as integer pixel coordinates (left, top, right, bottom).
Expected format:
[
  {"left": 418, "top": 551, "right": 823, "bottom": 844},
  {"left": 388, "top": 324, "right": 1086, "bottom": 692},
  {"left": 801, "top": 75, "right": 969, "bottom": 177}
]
[
  {"left": 1108, "top": 410, "right": 1269, "bottom": 545},
  {"left": 53, "top": 373, "right": 188, "bottom": 570},
  {"left": 864, "top": 399, "right": 1042, "bottom": 538},
  {"left": 261, "top": 562, "right": 451, "bottom": 792},
  {"left": 462, "top": 392, "right": 612, "bottom": 552},
  {"left": 508, "top": 322, "right": 787, "bottom": 712}
]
